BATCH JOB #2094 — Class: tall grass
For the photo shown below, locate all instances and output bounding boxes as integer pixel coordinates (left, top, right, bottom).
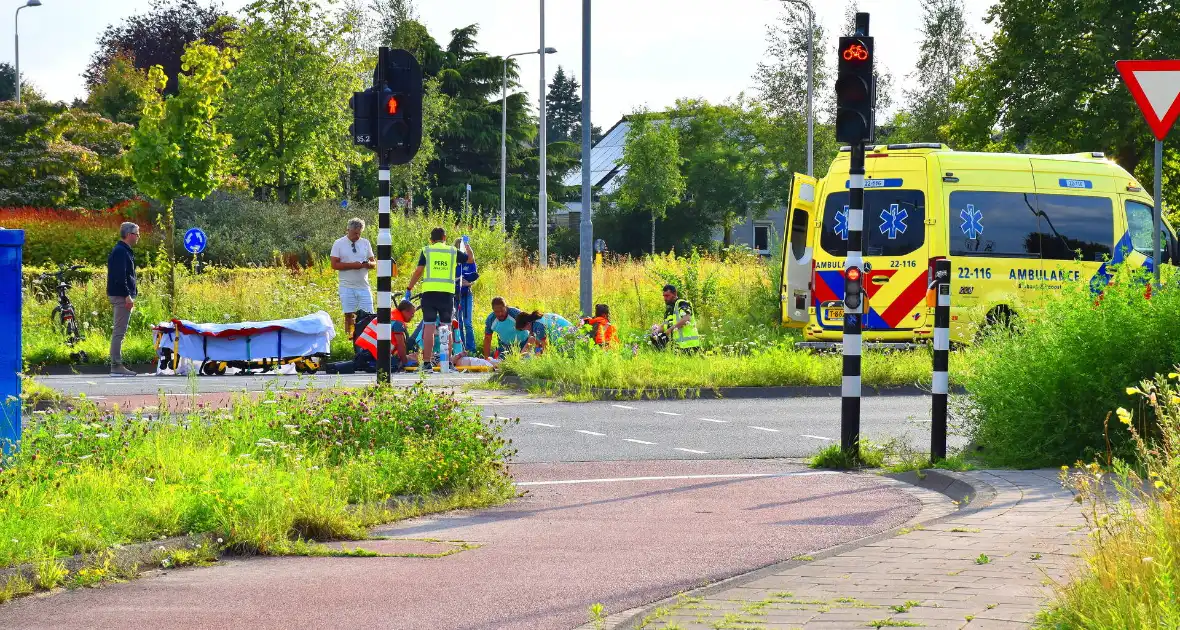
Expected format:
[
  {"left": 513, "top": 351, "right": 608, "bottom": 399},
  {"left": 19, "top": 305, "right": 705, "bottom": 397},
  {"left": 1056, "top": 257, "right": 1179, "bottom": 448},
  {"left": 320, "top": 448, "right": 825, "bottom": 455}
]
[
  {"left": 0, "top": 384, "right": 514, "bottom": 572},
  {"left": 1038, "top": 373, "right": 1180, "bottom": 628},
  {"left": 22, "top": 250, "right": 781, "bottom": 366},
  {"left": 500, "top": 344, "right": 937, "bottom": 392},
  {"left": 960, "top": 265, "right": 1180, "bottom": 467}
]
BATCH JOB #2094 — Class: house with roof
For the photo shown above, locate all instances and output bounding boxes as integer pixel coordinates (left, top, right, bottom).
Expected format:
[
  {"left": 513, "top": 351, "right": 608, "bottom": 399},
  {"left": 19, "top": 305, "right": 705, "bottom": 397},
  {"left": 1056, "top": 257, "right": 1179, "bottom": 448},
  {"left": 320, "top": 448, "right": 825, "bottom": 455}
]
[{"left": 557, "top": 117, "right": 787, "bottom": 256}]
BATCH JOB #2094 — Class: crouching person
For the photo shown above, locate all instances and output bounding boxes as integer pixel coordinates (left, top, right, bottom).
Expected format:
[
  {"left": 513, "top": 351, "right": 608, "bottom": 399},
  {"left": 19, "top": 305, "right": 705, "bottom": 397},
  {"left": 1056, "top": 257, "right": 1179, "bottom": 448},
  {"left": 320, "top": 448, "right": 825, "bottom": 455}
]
[
  {"left": 354, "top": 300, "right": 416, "bottom": 371},
  {"left": 580, "top": 304, "right": 620, "bottom": 348},
  {"left": 651, "top": 284, "right": 701, "bottom": 352}
]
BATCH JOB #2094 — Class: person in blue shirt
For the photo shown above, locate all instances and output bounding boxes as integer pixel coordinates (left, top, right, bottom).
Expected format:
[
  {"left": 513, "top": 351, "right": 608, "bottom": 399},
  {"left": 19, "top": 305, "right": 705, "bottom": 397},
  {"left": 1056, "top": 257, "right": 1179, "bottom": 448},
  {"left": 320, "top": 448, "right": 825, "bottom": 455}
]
[
  {"left": 409, "top": 316, "right": 465, "bottom": 364},
  {"left": 483, "top": 296, "right": 530, "bottom": 358},
  {"left": 453, "top": 238, "right": 479, "bottom": 354},
  {"left": 514, "top": 310, "right": 573, "bottom": 355}
]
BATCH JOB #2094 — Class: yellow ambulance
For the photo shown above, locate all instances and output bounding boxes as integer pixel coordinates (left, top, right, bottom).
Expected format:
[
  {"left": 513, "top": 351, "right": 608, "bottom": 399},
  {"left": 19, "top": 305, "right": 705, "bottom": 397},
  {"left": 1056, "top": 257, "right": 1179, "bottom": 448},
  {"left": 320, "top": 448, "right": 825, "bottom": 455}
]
[{"left": 779, "top": 143, "right": 1176, "bottom": 346}]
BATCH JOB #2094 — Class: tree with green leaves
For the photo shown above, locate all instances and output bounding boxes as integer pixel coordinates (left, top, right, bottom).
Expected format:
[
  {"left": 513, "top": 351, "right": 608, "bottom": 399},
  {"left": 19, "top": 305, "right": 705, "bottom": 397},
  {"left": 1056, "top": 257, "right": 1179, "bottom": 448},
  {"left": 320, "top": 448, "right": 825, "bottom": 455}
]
[
  {"left": 86, "top": 52, "right": 151, "bottom": 125},
  {"left": 886, "top": 0, "right": 970, "bottom": 144},
  {"left": 222, "top": 0, "right": 364, "bottom": 202},
  {"left": 671, "top": 98, "right": 785, "bottom": 246},
  {"left": 85, "top": 0, "right": 234, "bottom": 97},
  {"left": 754, "top": 4, "right": 829, "bottom": 120},
  {"left": 0, "top": 100, "right": 134, "bottom": 208},
  {"left": 128, "top": 43, "right": 234, "bottom": 313},
  {"left": 614, "top": 112, "right": 686, "bottom": 254},
  {"left": 546, "top": 66, "right": 601, "bottom": 145},
  {"left": 947, "top": 0, "right": 1180, "bottom": 186}
]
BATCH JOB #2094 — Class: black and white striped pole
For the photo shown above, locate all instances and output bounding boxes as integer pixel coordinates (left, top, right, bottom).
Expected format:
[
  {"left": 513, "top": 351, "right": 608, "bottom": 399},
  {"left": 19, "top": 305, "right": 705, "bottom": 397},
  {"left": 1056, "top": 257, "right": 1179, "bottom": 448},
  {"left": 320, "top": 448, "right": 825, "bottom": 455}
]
[
  {"left": 841, "top": 144, "right": 866, "bottom": 457},
  {"left": 376, "top": 158, "right": 392, "bottom": 384},
  {"left": 931, "top": 258, "right": 951, "bottom": 461}
]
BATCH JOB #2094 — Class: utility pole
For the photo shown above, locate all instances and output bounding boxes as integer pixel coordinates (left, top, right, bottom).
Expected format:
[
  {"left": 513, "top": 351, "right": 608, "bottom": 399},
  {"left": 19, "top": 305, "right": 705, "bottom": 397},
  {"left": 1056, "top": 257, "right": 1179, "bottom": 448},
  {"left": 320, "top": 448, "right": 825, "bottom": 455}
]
[
  {"left": 578, "top": 0, "right": 593, "bottom": 317},
  {"left": 538, "top": 0, "right": 549, "bottom": 268}
]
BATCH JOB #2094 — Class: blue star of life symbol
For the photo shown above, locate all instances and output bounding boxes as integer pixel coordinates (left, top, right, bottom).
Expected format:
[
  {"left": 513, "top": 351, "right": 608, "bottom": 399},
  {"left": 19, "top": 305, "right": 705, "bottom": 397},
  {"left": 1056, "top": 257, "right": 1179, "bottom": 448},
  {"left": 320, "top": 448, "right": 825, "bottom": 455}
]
[
  {"left": 879, "top": 204, "right": 908, "bottom": 240},
  {"left": 834, "top": 205, "right": 849, "bottom": 240},
  {"left": 960, "top": 204, "right": 984, "bottom": 239}
]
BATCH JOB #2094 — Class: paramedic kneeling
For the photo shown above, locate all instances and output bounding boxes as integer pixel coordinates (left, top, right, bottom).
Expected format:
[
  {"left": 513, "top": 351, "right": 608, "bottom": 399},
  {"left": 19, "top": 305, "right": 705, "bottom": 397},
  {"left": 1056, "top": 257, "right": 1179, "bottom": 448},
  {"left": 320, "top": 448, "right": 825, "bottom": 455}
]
[
  {"left": 405, "top": 227, "right": 474, "bottom": 371},
  {"left": 355, "top": 300, "right": 416, "bottom": 371},
  {"left": 658, "top": 284, "right": 701, "bottom": 352}
]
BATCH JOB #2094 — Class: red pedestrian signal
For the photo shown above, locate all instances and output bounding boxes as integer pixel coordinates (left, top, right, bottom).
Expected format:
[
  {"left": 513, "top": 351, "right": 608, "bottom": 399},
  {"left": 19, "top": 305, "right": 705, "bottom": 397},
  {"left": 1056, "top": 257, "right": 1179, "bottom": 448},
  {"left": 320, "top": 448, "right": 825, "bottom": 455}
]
[{"left": 386, "top": 95, "right": 399, "bottom": 115}]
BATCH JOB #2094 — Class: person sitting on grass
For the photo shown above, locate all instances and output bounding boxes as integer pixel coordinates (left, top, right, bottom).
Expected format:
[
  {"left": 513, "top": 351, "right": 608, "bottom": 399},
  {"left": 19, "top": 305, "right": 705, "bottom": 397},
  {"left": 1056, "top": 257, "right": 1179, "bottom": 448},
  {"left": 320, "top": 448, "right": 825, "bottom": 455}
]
[
  {"left": 515, "top": 310, "right": 573, "bottom": 355},
  {"left": 580, "top": 304, "right": 620, "bottom": 348}
]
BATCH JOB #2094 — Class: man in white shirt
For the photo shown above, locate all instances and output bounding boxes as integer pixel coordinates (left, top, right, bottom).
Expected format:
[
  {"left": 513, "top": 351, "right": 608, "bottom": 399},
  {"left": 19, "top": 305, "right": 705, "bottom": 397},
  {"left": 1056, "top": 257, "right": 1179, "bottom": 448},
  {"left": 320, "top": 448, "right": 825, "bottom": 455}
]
[{"left": 331, "top": 217, "right": 376, "bottom": 336}]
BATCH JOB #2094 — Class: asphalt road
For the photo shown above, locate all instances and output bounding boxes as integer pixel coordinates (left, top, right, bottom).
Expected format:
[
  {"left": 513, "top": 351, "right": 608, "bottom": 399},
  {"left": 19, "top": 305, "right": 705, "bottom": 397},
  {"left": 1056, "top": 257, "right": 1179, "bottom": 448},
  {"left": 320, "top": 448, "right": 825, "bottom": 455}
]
[{"left": 496, "top": 396, "right": 957, "bottom": 462}]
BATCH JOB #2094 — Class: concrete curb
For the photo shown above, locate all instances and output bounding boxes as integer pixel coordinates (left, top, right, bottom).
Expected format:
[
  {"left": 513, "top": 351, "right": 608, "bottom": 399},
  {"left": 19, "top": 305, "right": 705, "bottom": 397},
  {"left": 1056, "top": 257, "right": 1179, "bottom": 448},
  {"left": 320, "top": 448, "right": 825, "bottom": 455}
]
[
  {"left": 0, "top": 533, "right": 215, "bottom": 591},
  {"left": 601, "top": 469, "right": 997, "bottom": 630},
  {"left": 495, "top": 374, "right": 967, "bottom": 401}
]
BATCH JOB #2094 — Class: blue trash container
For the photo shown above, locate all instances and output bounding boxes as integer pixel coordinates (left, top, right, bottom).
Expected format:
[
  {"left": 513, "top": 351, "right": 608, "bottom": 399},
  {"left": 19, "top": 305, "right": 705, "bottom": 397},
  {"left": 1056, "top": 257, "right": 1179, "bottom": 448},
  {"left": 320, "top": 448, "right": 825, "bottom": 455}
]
[{"left": 0, "top": 229, "right": 23, "bottom": 455}]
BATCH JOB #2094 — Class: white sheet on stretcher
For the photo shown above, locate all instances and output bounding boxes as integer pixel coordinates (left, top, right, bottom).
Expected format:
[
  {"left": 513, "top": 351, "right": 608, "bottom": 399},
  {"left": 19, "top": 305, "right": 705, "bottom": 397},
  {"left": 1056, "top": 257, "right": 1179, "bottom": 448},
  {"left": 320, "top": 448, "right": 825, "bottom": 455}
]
[{"left": 166, "top": 311, "right": 336, "bottom": 362}]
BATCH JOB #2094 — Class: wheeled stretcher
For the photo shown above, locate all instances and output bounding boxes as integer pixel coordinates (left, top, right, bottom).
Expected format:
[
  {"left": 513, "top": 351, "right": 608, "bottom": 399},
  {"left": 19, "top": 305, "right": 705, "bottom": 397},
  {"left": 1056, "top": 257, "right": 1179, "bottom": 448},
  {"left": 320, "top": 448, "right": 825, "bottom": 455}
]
[{"left": 152, "top": 311, "right": 336, "bottom": 375}]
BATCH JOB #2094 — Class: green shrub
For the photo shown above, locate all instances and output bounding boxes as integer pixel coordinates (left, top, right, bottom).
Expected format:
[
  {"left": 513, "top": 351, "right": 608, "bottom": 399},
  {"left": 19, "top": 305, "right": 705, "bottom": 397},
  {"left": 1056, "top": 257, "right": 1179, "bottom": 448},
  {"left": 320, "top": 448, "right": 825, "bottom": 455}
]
[
  {"left": 1, "top": 202, "right": 160, "bottom": 267},
  {"left": 961, "top": 265, "right": 1180, "bottom": 467}
]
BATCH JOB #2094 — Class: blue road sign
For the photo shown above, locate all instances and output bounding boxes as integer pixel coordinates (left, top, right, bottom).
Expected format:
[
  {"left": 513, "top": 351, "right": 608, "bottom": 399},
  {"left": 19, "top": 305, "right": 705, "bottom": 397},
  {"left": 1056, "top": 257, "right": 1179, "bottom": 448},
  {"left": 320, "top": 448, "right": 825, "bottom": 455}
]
[{"left": 184, "top": 227, "right": 208, "bottom": 254}]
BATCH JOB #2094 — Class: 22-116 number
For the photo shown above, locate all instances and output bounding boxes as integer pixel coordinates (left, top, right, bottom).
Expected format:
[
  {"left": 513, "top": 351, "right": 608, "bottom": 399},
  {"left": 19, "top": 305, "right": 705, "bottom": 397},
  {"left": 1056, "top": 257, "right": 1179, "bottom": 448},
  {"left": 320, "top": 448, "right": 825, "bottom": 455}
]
[{"left": 957, "top": 267, "right": 992, "bottom": 280}]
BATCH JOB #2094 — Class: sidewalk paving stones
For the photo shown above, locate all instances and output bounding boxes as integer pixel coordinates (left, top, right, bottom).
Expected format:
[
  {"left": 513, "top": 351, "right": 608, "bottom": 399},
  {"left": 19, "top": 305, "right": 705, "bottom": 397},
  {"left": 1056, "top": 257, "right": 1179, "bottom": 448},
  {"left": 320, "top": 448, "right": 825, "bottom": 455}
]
[{"left": 627, "top": 469, "right": 1086, "bottom": 630}]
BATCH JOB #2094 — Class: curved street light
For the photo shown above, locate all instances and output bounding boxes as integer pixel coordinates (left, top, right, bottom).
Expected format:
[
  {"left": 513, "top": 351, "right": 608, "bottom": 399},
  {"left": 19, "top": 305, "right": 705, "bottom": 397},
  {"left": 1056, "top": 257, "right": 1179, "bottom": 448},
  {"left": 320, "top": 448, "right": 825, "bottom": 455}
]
[
  {"left": 500, "top": 46, "right": 557, "bottom": 231},
  {"left": 14, "top": 0, "right": 42, "bottom": 105}
]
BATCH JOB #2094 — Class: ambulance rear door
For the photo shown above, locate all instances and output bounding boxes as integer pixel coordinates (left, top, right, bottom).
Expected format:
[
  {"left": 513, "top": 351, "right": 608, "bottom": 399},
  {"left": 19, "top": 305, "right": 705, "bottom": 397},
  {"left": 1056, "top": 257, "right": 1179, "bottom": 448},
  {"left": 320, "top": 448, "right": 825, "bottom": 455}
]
[{"left": 781, "top": 173, "right": 817, "bottom": 327}]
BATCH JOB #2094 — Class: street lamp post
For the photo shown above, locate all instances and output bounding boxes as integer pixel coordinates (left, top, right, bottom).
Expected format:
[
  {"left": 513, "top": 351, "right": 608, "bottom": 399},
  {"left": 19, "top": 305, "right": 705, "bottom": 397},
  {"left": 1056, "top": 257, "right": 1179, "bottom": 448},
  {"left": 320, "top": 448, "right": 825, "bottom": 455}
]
[
  {"left": 782, "top": 0, "right": 814, "bottom": 176},
  {"left": 14, "top": 0, "right": 42, "bottom": 106},
  {"left": 539, "top": 0, "right": 549, "bottom": 267},
  {"left": 501, "top": 47, "right": 556, "bottom": 232}
]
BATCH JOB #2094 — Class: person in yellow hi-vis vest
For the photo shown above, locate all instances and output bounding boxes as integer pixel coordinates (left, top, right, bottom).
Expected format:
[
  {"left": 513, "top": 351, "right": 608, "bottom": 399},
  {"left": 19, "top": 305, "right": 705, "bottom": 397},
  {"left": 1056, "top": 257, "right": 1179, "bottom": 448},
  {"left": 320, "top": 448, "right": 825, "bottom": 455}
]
[
  {"left": 406, "top": 227, "right": 474, "bottom": 370},
  {"left": 656, "top": 284, "right": 701, "bottom": 352}
]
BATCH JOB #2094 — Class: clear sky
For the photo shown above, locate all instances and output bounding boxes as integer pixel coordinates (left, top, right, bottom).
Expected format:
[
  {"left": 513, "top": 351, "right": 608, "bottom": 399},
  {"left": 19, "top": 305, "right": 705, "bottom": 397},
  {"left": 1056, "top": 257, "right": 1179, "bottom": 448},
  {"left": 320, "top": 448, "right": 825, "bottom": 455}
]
[{"left": 3, "top": 0, "right": 994, "bottom": 126}]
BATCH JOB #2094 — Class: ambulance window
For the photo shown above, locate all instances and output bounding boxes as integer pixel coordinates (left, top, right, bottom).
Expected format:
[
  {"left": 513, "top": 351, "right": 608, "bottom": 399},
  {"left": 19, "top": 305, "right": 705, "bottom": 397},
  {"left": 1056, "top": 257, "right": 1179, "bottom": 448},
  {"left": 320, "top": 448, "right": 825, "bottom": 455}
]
[
  {"left": 1037, "top": 195, "right": 1113, "bottom": 262},
  {"left": 1126, "top": 200, "right": 1174, "bottom": 262},
  {"left": 820, "top": 190, "right": 926, "bottom": 257},
  {"left": 789, "top": 209, "right": 808, "bottom": 259},
  {"left": 949, "top": 191, "right": 1040, "bottom": 258}
]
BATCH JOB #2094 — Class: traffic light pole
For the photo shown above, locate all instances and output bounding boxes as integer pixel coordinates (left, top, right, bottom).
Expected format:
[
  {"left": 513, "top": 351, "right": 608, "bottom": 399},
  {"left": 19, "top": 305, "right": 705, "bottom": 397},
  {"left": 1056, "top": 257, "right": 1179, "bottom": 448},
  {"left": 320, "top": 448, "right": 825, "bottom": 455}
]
[
  {"left": 931, "top": 259, "right": 951, "bottom": 462},
  {"left": 376, "top": 156, "right": 392, "bottom": 385},
  {"left": 841, "top": 143, "right": 866, "bottom": 458}
]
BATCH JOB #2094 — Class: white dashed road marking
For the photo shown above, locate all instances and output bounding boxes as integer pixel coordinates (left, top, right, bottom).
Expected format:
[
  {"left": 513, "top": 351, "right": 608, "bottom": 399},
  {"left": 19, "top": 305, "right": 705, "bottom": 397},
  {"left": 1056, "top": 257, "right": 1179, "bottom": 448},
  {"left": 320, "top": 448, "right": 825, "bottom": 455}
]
[
  {"left": 748, "top": 426, "right": 779, "bottom": 433},
  {"left": 576, "top": 430, "right": 606, "bottom": 436},
  {"left": 611, "top": 405, "right": 636, "bottom": 410},
  {"left": 623, "top": 439, "right": 656, "bottom": 445},
  {"left": 673, "top": 448, "right": 709, "bottom": 454},
  {"left": 699, "top": 418, "right": 727, "bottom": 423},
  {"left": 530, "top": 422, "right": 560, "bottom": 428},
  {"left": 801, "top": 434, "right": 833, "bottom": 441},
  {"left": 654, "top": 411, "right": 681, "bottom": 416}
]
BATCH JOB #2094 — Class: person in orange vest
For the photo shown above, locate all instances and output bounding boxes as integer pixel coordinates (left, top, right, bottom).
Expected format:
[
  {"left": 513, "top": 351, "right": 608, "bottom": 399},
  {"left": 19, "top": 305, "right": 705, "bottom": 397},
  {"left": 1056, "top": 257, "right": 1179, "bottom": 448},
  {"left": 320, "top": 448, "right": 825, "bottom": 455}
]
[
  {"left": 580, "top": 303, "right": 620, "bottom": 347},
  {"left": 355, "top": 300, "right": 416, "bottom": 370}
]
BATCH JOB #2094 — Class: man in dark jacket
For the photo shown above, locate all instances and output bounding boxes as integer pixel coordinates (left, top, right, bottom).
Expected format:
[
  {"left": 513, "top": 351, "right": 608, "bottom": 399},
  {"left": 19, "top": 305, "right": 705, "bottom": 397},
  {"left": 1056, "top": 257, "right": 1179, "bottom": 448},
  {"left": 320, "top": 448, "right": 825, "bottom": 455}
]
[{"left": 107, "top": 222, "right": 140, "bottom": 376}]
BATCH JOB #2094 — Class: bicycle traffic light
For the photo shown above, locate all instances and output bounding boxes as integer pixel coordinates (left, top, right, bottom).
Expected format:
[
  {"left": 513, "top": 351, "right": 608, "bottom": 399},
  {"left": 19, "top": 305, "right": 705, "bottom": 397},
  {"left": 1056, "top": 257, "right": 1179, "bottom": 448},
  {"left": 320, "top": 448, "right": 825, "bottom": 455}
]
[
  {"left": 377, "top": 47, "right": 422, "bottom": 165},
  {"left": 835, "top": 35, "right": 875, "bottom": 144}
]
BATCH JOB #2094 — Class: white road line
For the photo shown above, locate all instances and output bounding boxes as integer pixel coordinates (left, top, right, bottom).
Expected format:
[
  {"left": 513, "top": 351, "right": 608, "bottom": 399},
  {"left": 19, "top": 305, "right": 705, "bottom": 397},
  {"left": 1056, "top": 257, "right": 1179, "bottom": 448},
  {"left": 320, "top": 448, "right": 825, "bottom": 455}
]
[
  {"left": 611, "top": 404, "right": 636, "bottom": 410},
  {"left": 673, "top": 448, "right": 709, "bottom": 454},
  {"left": 801, "top": 434, "right": 833, "bottom": 441},
  {"left": 486, "top": 414, "right": 498, "bottom": 419},
  {"left": 576, "top": 430, "right": 606, "bottom": 436},
  {"left": 699, "top": 418, "right": 727, "bottom": 423},
  {"left": 748, "top": 426, "right": 780, "bottom": 432},
  {"left": 623, "top": 439, "right": 656, "bottom": 445},
  {"left": 530, "top": 422, "right": 560, "bottom": 428},
  {"left": 654, "top": 411, "right": 682, "bottom": 416},
  {"left": 516, "top": 471, "right": 839, "bottom": 487}
]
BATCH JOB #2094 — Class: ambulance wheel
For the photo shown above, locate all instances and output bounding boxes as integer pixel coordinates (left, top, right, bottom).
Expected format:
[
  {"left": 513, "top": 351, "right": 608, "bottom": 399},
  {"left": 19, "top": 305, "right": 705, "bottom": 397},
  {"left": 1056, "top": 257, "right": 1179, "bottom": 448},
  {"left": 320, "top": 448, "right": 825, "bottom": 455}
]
[{"left": 981, "top": 305, "right": 1018, "bottom": 336}]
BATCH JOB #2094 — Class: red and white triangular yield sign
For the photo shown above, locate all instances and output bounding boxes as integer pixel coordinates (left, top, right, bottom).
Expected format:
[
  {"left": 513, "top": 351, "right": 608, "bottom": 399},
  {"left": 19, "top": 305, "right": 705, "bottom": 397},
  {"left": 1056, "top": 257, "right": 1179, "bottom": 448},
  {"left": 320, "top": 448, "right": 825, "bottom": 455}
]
[{"left": 1116, "top": 60, "right": 1180, "bottom": 141}]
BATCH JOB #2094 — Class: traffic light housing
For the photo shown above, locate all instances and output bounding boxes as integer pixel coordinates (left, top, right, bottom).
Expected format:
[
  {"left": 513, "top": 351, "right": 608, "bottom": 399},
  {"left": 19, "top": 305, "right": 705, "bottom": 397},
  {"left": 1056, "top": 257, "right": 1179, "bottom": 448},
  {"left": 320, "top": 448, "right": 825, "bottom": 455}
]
[
  {"left": 844, "top": 266, "right": 863, "bottom": 310},
  {"left": 350, "top": 90, "right": 377, "bottom": 150},
  {"left": 377, "top": 48, "right": 422, "bottom": 165},
  {"left": 835, "top": 35, "right": 875, "bottom": 144}
]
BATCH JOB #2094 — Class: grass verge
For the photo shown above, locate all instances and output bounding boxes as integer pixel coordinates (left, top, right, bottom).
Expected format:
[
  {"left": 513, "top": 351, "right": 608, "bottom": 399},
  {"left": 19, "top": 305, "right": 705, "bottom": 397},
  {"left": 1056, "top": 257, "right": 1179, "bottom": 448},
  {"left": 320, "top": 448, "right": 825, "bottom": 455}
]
[
  {"left": 497, "top": 342, "right": 944, "bottom": 394},
  {"left": 0, "top": 384, "right": 515, "bottom": 600},
  {"left": 1036, "top": 372, "right": 1180, "bottom": 628}
]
